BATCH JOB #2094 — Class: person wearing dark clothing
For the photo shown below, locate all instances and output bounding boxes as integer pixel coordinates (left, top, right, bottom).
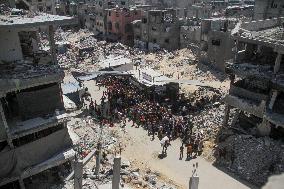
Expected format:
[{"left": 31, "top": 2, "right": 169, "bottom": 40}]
[{"left": 180, "top": 145, "right": 184, "bottom": 159}]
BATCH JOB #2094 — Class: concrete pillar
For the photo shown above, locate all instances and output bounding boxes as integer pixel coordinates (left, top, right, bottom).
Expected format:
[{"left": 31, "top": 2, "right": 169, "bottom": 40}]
[
  {"left": 48, "top": 25, "right": 57, "bottom": 64},
  {"left": 257, "top": 119, "right": 271, "bottom": 137},
  {"left": 19, "top": 179, "right": 25, "bottom": 189},
  {"left": 74, "top": 160, "right": 83, "bottom": 189},
  {"left": 189, "top": 176, "right": 199, "bottom": 189},
  {"left": 112, "top": 156, "right": 121, "bottom": 189},
  {"left": 274, "top": 53, "right": 282, "bottom": 74},
  {"left": 268, "top": 90, "right": 278, "bottom": 110},
  {"left": 0, "top": 101, "right": 14, "bottom": 148},
  {"left": 231, "top": 110, "right": 240, "bottom": 127},
  {"left": 222, "top": 103, "right": 231, "bottom": 127},
  {"left": 94, "top": 144, "right": 102, "bottom": 175}
]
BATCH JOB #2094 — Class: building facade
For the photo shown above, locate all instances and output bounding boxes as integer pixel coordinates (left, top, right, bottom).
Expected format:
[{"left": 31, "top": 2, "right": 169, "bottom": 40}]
[
  {"left": 133, "top": 9, "right": 181, "bottom": 51},
  {"left": 224, "top": 18, "right": 284, "bottom": 137},
  {"left": 106, "top": 7, "right": 142, "bottom": 46},
  {"left": 0, "top": 13, "right": 76, "bottom": 188},
  {"left": 200, "top": 18, "right": 238, "bottom": 71},
  {"left": 254, "top": 0, "right": 284, "bottom": 20}
]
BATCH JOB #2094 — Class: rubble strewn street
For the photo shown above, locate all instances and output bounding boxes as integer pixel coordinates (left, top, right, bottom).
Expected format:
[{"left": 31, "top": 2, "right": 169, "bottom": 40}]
[{"left": 1, "top": 0, "right": 284, "bottom": 189}]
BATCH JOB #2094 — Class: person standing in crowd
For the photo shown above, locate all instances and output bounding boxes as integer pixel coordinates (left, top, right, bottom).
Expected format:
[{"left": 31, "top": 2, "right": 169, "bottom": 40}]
[
  {"left": 180, "top": 144, "right": 184, "bottom": 160},
  {"left": 187, "top": 143, "right": 193, "bottom": 160}
]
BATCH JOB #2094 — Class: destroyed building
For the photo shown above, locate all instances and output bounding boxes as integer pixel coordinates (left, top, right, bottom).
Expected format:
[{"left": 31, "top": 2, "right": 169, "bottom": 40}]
[
  {"left": 0, "top": 13, "right": 77, "bottom": 188},
  {"left": 180, "top": 19, "right": 201, "bottom": 49},
  {"left": 133, "top": 9, "right": 181, "bottom": 50},
  {"left": 254, "top": 0, "right": 284, "bottom": 20},
  {"left": 224, "top": 17, "right": 284, "bottom": 136},
  {"left": 200, "top": 17, "right": 238, "bottom": 71},
  {"left": 225, "top": 4, "right": 254, "bottom": 18},
  {"left": 17, "top": 0, "right": 78, "bottom": 16},
  {"left": 83, "top": 0, "right": 134, "bottom": 37},
  {"left": 106, "top": 7, "right": 142, "bottom": 46},
  {"left": 187, "top": 3, "right": 212, "bottom": 19}
]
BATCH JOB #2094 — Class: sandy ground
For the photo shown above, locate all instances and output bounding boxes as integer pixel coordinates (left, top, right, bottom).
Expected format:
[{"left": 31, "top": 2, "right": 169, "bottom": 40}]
[{"left": 81, "top": 80, "right": 257, "bottom": 189}]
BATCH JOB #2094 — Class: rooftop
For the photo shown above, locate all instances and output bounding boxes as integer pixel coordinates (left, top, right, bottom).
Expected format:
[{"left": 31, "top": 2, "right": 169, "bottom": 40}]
[
  {"left": 0, "top": 62, "right": 64, "bottom": 96},
  {"left": 0, "top": 62, "right": 63, "bottom": 80},
  {"left": 239, "top": 27, "right": 284, "bottom": 46},
  {"left": 0, "top": 14, "right": 76, "bottom": 29}
]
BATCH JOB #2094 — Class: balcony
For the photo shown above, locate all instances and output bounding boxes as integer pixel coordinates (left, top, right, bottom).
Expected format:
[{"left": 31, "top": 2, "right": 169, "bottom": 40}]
[
  {"left": 224, "top": 94, "right": 266, "bottom": 118},
  {"left": 229, "top": 79, "right": 269, "bottom": 102},
  {"left": 0, "top": 62, "right": 64, "bottom": 97},
  {"left": 264, "top": 110, "right": 284, "bottom": 129},
  {"left": 9, "top": 112, "right": 69, "bottom": 139},
  {"left": 225, "top": 60, "right": 274, "bottom": 79},
  {"left": 264, "top": 94, "right": 284, "bottom": 128},
  {"left": 0, "top": 128, "right": 74, "bottom": 186}
]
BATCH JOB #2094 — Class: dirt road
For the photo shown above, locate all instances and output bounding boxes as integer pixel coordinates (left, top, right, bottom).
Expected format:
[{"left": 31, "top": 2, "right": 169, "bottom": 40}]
[{"left": 119, "top": 125, "right": 256, "bottom": 189}]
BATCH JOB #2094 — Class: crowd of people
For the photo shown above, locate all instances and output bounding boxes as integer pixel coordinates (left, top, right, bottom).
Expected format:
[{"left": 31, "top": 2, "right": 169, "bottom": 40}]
[{"left": 82, "top": 75, "right": 204, "bottom": 160}]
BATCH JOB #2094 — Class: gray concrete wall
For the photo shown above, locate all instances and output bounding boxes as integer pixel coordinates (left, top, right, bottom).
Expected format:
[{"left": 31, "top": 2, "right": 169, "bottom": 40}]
[
  {"left": 254, "top": 0, "right": 284, "bottom": 20},
  {"left": 0, "top": 112, "right": 7, "bottom": 142},
  {"left": 0, "top": 127, "right": 73, "bottom": 182},
  {"left": 0, "top": 29, "right": 23, "bottom": 62},
  {"left": 207, "top": 31, "right": 234, "bottom": 72},
  {"left": 146, "top": 10, "right": 180, "bottom": 50},
  {"left": 241, "top": 17, "right": 284, "bottom": 31},
  {"left": 180, "top": 26, "right": 201, "bottom": 48}
]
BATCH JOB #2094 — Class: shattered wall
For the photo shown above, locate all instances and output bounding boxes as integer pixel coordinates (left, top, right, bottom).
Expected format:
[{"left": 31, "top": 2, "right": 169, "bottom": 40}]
[
  {"left": 16, "top": 83, "right": 63, "bottom": 120},
  {"left": 180, "top": 25, "right": 201, "bottom": 48},
  {"left": 201, "top": 19, "right": 237, "bottom": 72},
  {"left": 139, "top": 9, "right": 181, "bottom": 50},
  {"left": 0, "top": 128, "right": 73, "bottom": 182},
  {"left": 187, "top": 4, "right": 212, "bottom": 19},
  {"left": 206, "top": 31, "right": 234, "bottom": 72}
]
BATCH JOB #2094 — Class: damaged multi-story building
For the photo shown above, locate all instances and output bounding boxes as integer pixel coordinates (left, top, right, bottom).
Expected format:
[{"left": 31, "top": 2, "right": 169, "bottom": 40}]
[
  {"left": 254, "top": 0, "right": 284, "bottom": 20},
  {"left": 180, "top": 19, "right": 201, "bottom": 50},
  {"left": 224, "top": 17, "right": 284, "bottom": 136},
  {"left": 0, "top": 11, "right": 76, "bottom": 188},
  {"left": 83, "top": 0, "right": 134, "bottom": 37},
  {"left": 132, "top": 9, "right": 181, "bottom": 50},
  {"left": 187, "top": 2, "right": 212, "bottom": 19},
  {"left": 16, "top": 0, "right": 78, "bottom": 16},
  {"left": 200, "top": 17, "right": 238, "bottom": 71},
  {"left": 106, "top": 7, "right": 142, "bottom": 46}
]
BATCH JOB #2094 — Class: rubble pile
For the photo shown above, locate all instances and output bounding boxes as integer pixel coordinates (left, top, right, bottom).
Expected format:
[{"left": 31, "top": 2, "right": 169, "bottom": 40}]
[
  {"left": 189, "top": 87, "right": 222, "bottom": 107},
  {"left": 51, "top": 29, "right": 142, "bottom": 72},
  {"left": 65, "top": 114, "right": 178, "bottom": 189},
  {"left": 68, "top": 116, "right": 116, "bottom": 159},
  {"left": 79, "top": 162, "right": 177, "bottom": 189},
  {"left": 192, "top": 103, "right": 225, "bottom": 138},
  {"left": 218, "top": 134, "right": 284, "bottom": 186},
  {"left": 0, "top": 4, "right": 10, "bottom": 15},
  {"left": 0, "top": 62, "right": 62, "bottom": 79}
]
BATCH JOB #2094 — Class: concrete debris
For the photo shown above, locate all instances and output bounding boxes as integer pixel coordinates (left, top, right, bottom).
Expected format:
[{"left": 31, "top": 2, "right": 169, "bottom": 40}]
[{"left": 217, "top": 134, "right": 284, "bottom": 186}]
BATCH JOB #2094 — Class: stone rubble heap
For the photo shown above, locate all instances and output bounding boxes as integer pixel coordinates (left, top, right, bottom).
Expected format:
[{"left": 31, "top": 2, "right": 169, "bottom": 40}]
[
  {"left": 218, "top": 134, "right": 284, "bottom": 186},
  {"left": 191, "top": 103, "right": 225, "bottom": 139}
]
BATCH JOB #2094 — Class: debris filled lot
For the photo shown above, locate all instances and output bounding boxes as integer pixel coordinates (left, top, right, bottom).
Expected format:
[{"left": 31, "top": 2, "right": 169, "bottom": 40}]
[{"left": 37, "top": 28, "right": 284, "bottom": 188}]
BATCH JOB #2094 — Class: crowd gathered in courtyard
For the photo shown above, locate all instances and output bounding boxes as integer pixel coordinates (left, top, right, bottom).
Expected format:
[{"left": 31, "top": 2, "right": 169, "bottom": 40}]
[{"left": 81, "top": 75, "right": 204, "bottom": 160}]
